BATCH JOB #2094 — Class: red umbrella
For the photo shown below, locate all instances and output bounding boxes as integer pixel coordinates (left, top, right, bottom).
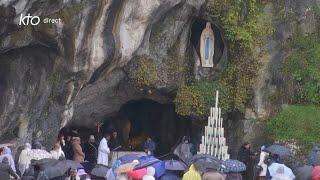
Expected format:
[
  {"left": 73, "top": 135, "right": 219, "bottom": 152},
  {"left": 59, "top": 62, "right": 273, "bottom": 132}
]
[
  {"left": 312, "top": 166, "right": 320, "bottom": 180},
  {"left": 127, "top": 168, "right": 147, "bottom": 179}
]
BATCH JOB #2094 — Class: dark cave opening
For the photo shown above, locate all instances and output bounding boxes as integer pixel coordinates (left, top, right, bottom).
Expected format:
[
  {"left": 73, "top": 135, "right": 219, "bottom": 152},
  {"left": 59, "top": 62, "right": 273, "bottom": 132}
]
[
  {"left": 102, "top": 99, "right": 202, "bottom": 156},
  {"left": 64, "top": 99, "right": 202, "bottom": 156},
  {"left": 190, "top": 18, "right": 225, "bottom": 65}
]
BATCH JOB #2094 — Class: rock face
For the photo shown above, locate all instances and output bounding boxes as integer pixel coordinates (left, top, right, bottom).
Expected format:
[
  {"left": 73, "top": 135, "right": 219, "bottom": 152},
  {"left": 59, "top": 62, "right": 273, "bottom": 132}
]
[
  {"left": 0, "top": 0, "right": 206, "bottom": 147},
  {"left": 0, "top": 0, "right": 318, "bottom": 153}
]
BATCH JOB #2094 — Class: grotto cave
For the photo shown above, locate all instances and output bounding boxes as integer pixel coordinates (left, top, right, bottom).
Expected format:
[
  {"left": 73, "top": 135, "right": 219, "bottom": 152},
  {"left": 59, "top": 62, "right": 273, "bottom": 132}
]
[{"left": 63, "top": 99, "right": 202, "bottom": 156}]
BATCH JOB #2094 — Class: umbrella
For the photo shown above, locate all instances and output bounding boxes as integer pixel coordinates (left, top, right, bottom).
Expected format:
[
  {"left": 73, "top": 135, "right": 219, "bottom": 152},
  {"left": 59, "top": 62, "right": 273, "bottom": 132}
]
[
  {"left": 294, "top": 165, "right": 312, "bottom": 180},
  {"left": 134, "top": 156, "right": 161, "bottom": 170},
  {"left": 159, "top": 173, "right": 180, "bottom": 180},
  {"left": 164, "top": 160, "right": 187, "bottom": 171},
  {"left": 189, "top": 154, "right": 222, "bottom": 172},
  {"left": 28, "top": 149, "right": 53, "bottom": 160},
  {"left": 308, "top": 146, "right": 320, "bottom": 166},
  {"left": 115, "top": 161, "right": 139, "bottom": 174},
  {"left": 135, "top": 156, "right": 165, "bottom": 178},
  {"left": 221, "top": 159, "right": 246, "bottom": 173},
  {"left": 44, "top": 160, "right": 83, "bottom": 179},
  {"left": 265, "top": 145, "right": 291, "bottom": 156},
  {"left": 91, "top": 164, "right": 109, "bottom": 177},
  {"left": 312, "top": 166, "right": 320, "bottom": 179},
  {"left": 118, "top": 154, "right": 140, "bottom": 164},
  {"left": 127, "top": 168, "right": 147, "bottom": 179},
  {"left": 268, "top": 163, "right": 295, "bottom": 179},
  {"left": 31, "top": 158, "right": 59, "bottom": 169}
]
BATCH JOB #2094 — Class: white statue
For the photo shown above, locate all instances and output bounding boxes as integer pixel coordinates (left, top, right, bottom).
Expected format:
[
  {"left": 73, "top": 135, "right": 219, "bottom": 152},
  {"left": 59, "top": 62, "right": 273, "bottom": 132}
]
[{"left": 200, "top": 22, "right": 215, "bottom": 68}]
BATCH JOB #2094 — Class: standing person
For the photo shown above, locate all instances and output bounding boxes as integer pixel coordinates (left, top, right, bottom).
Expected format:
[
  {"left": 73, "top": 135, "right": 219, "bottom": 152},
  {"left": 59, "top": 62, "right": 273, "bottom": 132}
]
[
  {"left": 174, "top": 136, "right": 194, "bottom": 163},
  {"left": 0, "top": 157, "right": 20, "bottom": 179},
  {"left": 18, "top": 143, "right": 32, "bottom": 176},
  {"left": 257, "top": 145, "right": 269, "bottom": 180},
  {"left": 143, "top": 136, "right": 156, "bottom": 155},
  {"left": 97, "top": 133, "right": 111, "bottom": 166},
  {"left": 237, "top": 142, "right": 255, "bottom": 178},
  {"left": 0, "top": 146, "right": 16, "bottom": 173},
  {"left": 65, "top": 168, "right": 80, "bottom": 180},
  {"left": 83, "top": 135, "right": 98, "bottom": 164},
  {"left": 62, "top": 135, "right": 73, "bottom": 160},
  {"left": 50, "top": 141, "right": 65, "bottom": 160},
  {"left": 108, "top": 131, "right": 121, "bottom": 150},
  {"left": 226, "top": 172, "right": 242, "bottom": 180},
  {"left": 72, "top": 136, "right": 85, "bottom": 162},
  {"left": 182, "top": 164, "right": 202, "bottom": 180}
]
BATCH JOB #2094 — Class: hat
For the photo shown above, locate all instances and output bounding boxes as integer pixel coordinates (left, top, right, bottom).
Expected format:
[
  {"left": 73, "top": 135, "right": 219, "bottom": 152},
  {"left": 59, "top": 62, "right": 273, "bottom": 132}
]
[
  {"left": 77, "top": 169, "right": 87, "bottom": 176},
  {"left": 89, "top": 135, "right": 95, "bottom": 140}
]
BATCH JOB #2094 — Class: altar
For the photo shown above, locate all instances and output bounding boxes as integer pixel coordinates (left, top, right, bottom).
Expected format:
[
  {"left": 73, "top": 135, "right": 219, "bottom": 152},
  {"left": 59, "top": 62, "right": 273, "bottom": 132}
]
[{"left": 109, "top": 151, "right": 147, "bottom": 166}]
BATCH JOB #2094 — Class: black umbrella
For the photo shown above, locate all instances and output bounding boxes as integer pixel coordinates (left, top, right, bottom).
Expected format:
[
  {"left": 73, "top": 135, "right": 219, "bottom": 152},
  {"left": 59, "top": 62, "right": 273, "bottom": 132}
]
[
  {"left": 91, "top": 164, "right": 109, "bottom": 177},
  {"left": 164, "top": 160, "right": 187, "bottom": 171},
  {"left": 31, "top": 158, "right": 59, "bottom": 169},
  {"left": 294, "top": 165, "right": 312, "bottom": 180},
  {"left": 44, "top": 160, "right": 83, "bottom": 179},
  {"left": 189, "top": 154, "right": 222, "bottom": 172},
  {"left": 265, "top": 145, "right": 291, "bottom": 156}
]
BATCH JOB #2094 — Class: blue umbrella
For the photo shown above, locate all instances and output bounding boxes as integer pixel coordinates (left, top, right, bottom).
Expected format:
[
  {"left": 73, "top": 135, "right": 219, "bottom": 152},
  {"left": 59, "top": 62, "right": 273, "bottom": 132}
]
[
  {"left": 221, "top": 159, "right": 246, "bottom": 173},
  {"left": 159, "top": 173, "right": 180, "bottom": 180},
  {"left": 265, "top": 145, "right": 291, "bottom": 156},
  {"left": 164, "top": 160, "right": 187, "bottom": 171},
  {"left": 118, "top": 154, "right": 140, "bottom": 164},
  {"left": 134, "top": 156, "right": 165, "bottom": 178}
]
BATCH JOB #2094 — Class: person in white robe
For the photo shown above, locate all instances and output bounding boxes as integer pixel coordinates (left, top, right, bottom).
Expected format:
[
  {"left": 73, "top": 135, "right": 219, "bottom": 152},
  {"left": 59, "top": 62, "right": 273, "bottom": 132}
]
[
  {"left": 18, "top": 143, "right": 32, "bottom": 176},
  {"left": 50, "top": 141, "right": 65, "bottom": 160},
  {"left": 97, "top": 134, "right": 110, "bottom": 166}
]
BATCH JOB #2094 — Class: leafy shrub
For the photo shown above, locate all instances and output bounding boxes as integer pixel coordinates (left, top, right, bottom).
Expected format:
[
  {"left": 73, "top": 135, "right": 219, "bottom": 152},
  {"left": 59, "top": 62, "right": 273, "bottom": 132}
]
[
  {"left": 266, "top": 105, "right": 320, "bottom": 150},
  {"left": 283, "top": 35, "right": 320, "bottom": 104},
  {"left": 175, "top": 80, "right": 230, "bottom": 116}
]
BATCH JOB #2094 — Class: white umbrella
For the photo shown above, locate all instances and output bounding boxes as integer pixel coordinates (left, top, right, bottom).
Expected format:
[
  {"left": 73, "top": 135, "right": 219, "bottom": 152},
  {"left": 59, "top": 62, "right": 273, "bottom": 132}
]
[{"left": 268, "top": 163, "right": 295, "bottom": 180}]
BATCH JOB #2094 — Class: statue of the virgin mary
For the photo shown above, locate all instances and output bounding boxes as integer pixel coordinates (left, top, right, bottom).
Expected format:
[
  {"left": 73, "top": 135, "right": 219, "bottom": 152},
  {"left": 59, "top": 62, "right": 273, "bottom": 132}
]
[{"left": 200, "top": 22, "right": 215, "bottom": 67}]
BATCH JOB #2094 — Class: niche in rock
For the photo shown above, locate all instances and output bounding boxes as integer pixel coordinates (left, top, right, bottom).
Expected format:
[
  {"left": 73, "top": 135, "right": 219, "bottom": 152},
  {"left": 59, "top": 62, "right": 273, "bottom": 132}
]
[{"left": 190, "top": 18, "right": 224, "bottom": 66}]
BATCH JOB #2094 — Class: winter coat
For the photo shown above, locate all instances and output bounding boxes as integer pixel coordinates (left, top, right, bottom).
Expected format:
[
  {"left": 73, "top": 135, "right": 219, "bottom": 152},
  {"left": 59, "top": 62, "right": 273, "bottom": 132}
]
[
  {"left": 0, "top": 146, "right": 16, "bottom": 172},
  {"left": 182, "top": 164, "right": 202, "bottom": 180},
  {"left": 226, "top": 173, "right": 242, "bottom": 180},
  {"left": 143, "top": 140, "right": 156, "bottom": 155},
  {"left": 72, "top": 137, "right": 85, "bottom": 162},
  {"left": 61, "top": 140, "right": 73, "bottom": 160},
  {"left": 18, "top": 143, "right": 32, "bottom": 176},
  {"left": 237, "top": 146, "right": 253, "bottom": 165},
  {"left": 108, "top": 138, "right": 121, "bottom": 150},
  {"left": 258, "top": 151, "right": 269, "bottom": 176},
  {"left": 83, "top": 142, "right": 98, "bottom": 163},
  {"left": 202, "top": 171, "right": 226, "bottom": 180}
]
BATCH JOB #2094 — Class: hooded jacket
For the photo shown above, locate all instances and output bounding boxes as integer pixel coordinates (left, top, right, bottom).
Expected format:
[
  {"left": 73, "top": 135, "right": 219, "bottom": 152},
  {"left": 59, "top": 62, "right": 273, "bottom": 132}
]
[{"left": 72, "top": 137, "right": 85, "bottom": 162}]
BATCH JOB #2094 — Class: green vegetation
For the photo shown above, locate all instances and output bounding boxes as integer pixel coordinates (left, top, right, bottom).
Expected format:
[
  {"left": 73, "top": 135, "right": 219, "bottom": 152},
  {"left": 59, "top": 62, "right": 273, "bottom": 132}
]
[
  {"left": 132, "top": 56, "right": 159, "bottom": 87},
  {"left": 207, "top": 0, "right": 272, "bottom": 112},
  {"left": 266, "top": 105, "right": 320, "bottom": 151},
  {"left": 175, "top": 80, "right": 229, "bottom": 116},
  {"left": 283, "top": 34, "right": 320, "bottom": 104}
]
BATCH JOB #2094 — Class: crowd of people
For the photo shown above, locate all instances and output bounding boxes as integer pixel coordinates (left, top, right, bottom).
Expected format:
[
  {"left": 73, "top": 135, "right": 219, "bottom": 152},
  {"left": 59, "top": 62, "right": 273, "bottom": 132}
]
[
  {"left": 1, "top": 133, "right": 320, "bottom": 180},
  {"left": 0, "top": 129, "right": 159, "bottom": 180}
]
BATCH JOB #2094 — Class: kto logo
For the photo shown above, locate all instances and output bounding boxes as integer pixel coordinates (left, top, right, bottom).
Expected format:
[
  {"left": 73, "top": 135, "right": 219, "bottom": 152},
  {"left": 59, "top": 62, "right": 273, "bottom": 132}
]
[{"left": 19, "top": 13, "right": 40, "bottom": 26}]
